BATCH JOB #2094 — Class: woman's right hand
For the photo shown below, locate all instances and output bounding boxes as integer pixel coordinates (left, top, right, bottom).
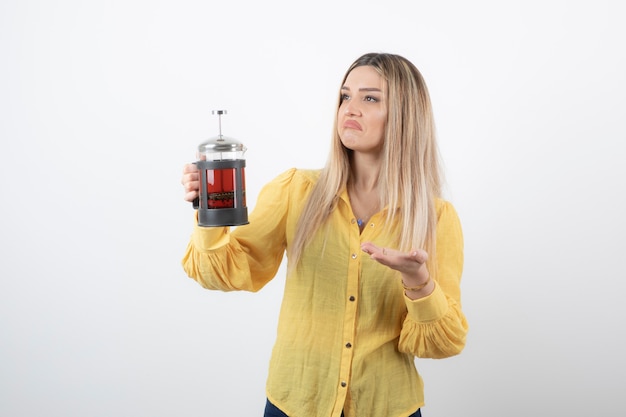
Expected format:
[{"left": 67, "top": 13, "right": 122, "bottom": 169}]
[{"left": 181, "top": 163, "right": 200, "bottom": 202}]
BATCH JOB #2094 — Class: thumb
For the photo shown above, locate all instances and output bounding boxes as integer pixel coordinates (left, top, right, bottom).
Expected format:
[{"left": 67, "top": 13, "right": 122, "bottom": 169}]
[{"left": 409, "top": 249, "right": 429, "bottom": 264}]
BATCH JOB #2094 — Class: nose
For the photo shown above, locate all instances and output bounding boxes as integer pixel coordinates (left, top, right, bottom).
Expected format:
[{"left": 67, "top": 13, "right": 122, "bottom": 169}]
[{"left": 343, "top": 100, "right": 361, "bottom": 116}]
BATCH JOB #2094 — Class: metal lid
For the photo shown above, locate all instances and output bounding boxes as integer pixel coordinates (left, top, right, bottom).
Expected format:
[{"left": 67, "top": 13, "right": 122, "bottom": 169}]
[
  {"left": 198, "top": 136, "right": 246, "bottom": 153},
  {"left": 197, "top": 109, "right": 246, "bottom": 153}
]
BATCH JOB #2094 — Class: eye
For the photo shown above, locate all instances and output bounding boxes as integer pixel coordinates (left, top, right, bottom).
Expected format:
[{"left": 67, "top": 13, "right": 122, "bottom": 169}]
[
  {"left": 364, "top": 96, "right": 379, "bottom": 102},
  {"left": 341, "top": 93, "right": 351, "bottom": 102}
]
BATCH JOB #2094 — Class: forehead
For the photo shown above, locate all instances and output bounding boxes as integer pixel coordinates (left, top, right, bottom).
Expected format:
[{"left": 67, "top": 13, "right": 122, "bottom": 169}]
[{"left": 344, "top": 65, "right": 385, "bottom": 90}]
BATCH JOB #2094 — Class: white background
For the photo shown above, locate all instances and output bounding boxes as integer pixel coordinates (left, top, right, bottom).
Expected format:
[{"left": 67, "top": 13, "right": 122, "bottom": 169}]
[{"left": 1, "top": 1, "right": 625, "bottom": 416}]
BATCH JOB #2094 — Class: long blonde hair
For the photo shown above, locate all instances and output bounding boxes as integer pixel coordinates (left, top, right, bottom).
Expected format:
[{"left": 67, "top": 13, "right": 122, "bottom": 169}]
[{"left": 289, "top": 53, "right": 443, "bottom": 276}]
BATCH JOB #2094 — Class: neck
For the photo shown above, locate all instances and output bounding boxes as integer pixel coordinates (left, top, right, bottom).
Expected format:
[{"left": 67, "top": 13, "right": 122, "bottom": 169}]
[{"left": 349, "top": 155, "right": 381, "bottom": 193}]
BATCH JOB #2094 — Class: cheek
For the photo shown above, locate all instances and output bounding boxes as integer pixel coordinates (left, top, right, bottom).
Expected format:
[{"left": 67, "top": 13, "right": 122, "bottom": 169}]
[{"left": 375, "top": 114, "right": 387, "bottom": 132}]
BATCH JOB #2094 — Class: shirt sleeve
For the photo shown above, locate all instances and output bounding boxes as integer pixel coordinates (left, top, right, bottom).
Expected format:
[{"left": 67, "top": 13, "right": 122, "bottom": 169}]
[
  {"left": 397, "top": 200, "right": 469, "bottom": 358},
  {"left": 181, "top": 168, "right": 296, "bottom": 292}
]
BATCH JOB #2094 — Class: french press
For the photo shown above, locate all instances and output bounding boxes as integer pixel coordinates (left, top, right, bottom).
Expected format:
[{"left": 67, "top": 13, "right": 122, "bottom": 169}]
[{"left": 192, "top": 110, "right": 248, "bottom": 227}]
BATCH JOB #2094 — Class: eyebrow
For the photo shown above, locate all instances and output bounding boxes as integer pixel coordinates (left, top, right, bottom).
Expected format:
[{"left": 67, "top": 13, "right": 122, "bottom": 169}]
[{"left": 341, "top": 86, "right": 383, "bottom": 92}]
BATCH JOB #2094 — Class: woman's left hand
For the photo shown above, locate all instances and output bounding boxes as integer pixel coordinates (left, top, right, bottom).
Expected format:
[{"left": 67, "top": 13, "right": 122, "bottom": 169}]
[{"left": 361, "top": 242, "right": 432, "bottom": 295}]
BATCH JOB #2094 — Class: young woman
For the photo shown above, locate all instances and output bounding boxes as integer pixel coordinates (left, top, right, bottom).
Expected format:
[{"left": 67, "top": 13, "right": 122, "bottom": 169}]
[{"left": 181, "top": 52, "right": 468, "bottom": 417}]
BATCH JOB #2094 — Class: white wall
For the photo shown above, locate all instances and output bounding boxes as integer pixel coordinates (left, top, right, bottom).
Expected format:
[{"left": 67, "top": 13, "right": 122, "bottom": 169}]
[{"left": 1, "top": 1, "right": 625, "bottom": 416}]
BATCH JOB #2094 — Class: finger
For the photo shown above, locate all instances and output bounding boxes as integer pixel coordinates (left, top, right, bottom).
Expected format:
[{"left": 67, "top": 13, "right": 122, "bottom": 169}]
[
  {"left": 184, "top": 190, "right": 199, "bottom": 202},
  {"left": 183, "top": 163, "right": 199, "bottom": 174},
  {"left": 182, "top": 172, "right": 199, "bottom": 184},
  {"left": 408, "top": 249, "right": 429, "bottom": 264},
  {"left": 360, "top": 241, "right": 381, "bottom": 255},
  {"left": 361, "top": 243, "right": 395, "bottom": 265},
  {"left": 183, "top": 179, "right": 200, "bottom": 193}
]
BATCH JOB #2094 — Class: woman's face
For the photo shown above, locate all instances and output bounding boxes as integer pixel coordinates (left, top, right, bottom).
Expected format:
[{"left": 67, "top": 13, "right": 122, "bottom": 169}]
[{"left": 337, "top": 65, "right": 388, "bottom": 154}]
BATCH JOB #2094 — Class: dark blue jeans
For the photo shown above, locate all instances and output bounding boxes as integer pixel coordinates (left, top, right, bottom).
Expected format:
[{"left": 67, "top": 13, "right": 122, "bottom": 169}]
[{"left": 264, "top": 399, "right": 422, "bottom": 417}]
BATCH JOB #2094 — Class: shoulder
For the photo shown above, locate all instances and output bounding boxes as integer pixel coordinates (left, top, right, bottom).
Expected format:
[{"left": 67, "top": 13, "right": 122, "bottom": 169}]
[
  {"left": 269, "top": 168, "right": 321, "bottom": 188},
  {"left": 261, "top": 168, "right": 322, "bottom": 199},
  {"left": 435, "top": 198, "right": 457, "bottom": 216},
  {"left": 435, "top": 198, "right": 463, "bottom": 236}
]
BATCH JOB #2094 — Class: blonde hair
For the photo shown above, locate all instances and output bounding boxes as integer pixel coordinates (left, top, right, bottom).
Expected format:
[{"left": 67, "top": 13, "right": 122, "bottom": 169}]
[{"left": 290, "top": 53, "right": 443, "bottom": 277}]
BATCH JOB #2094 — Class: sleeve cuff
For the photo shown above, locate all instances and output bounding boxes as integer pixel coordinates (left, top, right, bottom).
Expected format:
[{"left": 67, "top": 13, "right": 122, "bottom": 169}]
[
  {"left": 404, "top": 282, "right": 450, "bottom": 323},
  {"left": 191, "top": 220, "right": 231, "bottom": 251}
]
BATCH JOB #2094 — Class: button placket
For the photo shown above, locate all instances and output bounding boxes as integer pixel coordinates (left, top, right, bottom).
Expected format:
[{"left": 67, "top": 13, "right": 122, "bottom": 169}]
[{"left": 335, "top": 230, "right": 361, "bottom": 406}]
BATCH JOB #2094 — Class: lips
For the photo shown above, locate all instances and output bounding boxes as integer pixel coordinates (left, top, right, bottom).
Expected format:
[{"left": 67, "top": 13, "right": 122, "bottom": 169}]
[{"left": 343, "top": 120, "right": 362, "bottom": 130}]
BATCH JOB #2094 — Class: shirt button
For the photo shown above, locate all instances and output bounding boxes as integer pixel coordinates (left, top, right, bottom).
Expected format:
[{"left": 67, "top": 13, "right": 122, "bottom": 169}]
[
  {"left": 349, "top": 296, "right": 355, "bottom": 302},
  {"left": 341, "top": 381, "right": 347, "bottom": 387},
  {"left": 351, "top": 253, "right": 357, "bottom": 259},
  {"left": 345, "top": 342, "right": 352, "bottom": 348}
]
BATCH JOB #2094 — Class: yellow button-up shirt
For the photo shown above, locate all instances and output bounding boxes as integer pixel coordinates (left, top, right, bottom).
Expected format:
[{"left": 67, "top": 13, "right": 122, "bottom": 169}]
[{"left": 182, "top": 168, "right": 468, "bottom": 417}]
